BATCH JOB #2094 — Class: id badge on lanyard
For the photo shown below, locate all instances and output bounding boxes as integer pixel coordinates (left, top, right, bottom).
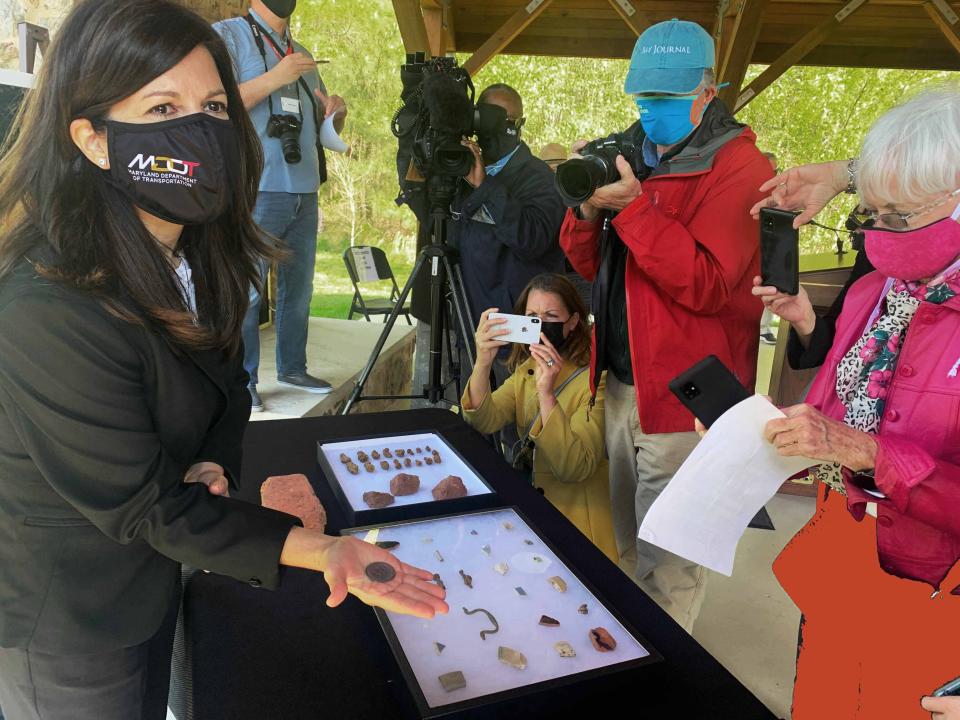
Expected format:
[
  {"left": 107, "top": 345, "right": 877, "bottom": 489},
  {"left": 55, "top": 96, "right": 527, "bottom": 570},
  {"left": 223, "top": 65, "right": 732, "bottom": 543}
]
[{"left": 264, "top": 27, "right": 301, "bottom": 115}]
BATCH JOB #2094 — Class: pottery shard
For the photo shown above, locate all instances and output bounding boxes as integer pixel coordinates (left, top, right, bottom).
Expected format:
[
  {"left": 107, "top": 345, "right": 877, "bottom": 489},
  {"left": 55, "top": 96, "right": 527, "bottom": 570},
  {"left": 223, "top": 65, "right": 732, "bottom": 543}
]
[
  {"left": 539, "top": 615, "right": 560, "bottom": 627},
  {"left": 438, "top": 671, "right": 466, "bottom": 693},
  {"left": 362, "top": 491, "right": 395, "bottom": 509},
  {"left": 548, "top": 576, "right": 567, "bottom": 593},
  {"left": 554, "top": 642, "right": 577, "bottom": 658},
  {"left": 371, "top": 450, "right": 380, "bottom": 460},
  {"left": 380, "top": 460, "right": 390, "bottom": 470},
  {"left": 396, "top": 448, "right": 405, "bottom": 457},
  {"left": 415, "top": 460, "right": 423, "bottom": 466},
  {"left": 393, "top": 459, "right": 402, "bottom": 470},
  {"left": 390, "top": 473, "right": 420, "bottom": 496},
  {"left": 494, "top": 562, "right": 509, "bottom": 576},
  {"left": 339, "top": 453, "right": 351, "bottom": 464},
  {"left": 578, "top": 604, "right": 588, "bottom": 615},
  {"left": 383, "top": 448, "right": 393, "bottom": 458},
  {"left": 260, "top": 474, "right": 326, "bottom": 531},
  {"left": 346, "top": 462, "right": 360, "bottom": 475},
  {"left": 357, "top": 451, "right": 369, "bottom": 463},
  {"left": 498, "top": 646, "right": 527, "bottom": 671},
  {"left": 424, "top": 457, "right": 434, "bottom": 466},
  {"left": 404, "top": 458, "right": 412, "bottom": 468},
  {"left": 589, "top": 627, "right": 617, "bottom": 653},
  {"left": 432, "top": 475, "right": 468, "bottom": 501},
  {"left": 364, "top": 462, "right": 376, "bottom": 473}
]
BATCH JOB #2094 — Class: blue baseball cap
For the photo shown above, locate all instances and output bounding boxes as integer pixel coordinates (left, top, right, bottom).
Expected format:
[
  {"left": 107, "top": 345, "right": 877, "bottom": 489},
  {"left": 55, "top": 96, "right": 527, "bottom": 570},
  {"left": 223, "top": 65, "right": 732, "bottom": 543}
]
[{"left": 624, "top": 19, "right": 715, "bottom": 95}]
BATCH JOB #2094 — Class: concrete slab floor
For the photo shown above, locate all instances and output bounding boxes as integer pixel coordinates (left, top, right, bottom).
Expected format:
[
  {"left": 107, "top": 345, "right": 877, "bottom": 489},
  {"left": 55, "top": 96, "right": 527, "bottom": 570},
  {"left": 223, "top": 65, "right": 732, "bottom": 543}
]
[
  {"left": 248, "top": 317, "right": 417, "bottom": 420},
  {"left": 691, "top": 494, "right": 815, "bottom": 720}
]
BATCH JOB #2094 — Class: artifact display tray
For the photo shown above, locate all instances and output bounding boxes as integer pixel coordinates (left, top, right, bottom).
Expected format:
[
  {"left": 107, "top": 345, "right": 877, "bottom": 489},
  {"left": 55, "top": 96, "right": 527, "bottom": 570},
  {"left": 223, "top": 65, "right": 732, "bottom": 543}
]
[
  {"left": 318, "top": 431, "right": 498, "bottom": 525},
  {"left": 344, "top": 507, "right": 660, "bottom": 717}
]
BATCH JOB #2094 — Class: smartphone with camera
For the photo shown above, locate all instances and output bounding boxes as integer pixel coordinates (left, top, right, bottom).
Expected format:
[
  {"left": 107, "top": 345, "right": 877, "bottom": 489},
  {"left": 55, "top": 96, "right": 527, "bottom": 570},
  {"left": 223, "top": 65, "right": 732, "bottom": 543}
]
[
  {"left": 668, "top": 355, "right": 752, "bottom": 429},
  {"left": 488, "top": 313, "right": 542, "bottom": 345},
  {"left": 933, "top": 675, "right": 960, "bottom": 697},
  {"left": 760, "top": 207, "right": 800, "bottom": 295}
]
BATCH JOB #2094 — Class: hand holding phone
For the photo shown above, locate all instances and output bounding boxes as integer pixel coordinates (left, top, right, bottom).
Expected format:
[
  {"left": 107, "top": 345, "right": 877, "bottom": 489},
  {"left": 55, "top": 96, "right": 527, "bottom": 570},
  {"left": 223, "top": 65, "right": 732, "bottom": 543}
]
[
  {"left": 668, "top": 355, "right": 752, "bottom": 429},
  {"left": 760, "top": 207, "right": 800, "bottom": 295},
  {"left": 487, "top": 313, "right": 542, "bottom": 345}
]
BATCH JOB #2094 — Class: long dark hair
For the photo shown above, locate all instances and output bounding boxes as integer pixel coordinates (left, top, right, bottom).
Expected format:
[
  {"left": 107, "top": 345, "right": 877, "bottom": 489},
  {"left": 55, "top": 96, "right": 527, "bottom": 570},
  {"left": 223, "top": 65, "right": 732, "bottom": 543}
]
[
  {"left": 0, "top": 0, "right": 274, "bottom": 355},
  {"left": 506, "top": 273, "right": 592, "bottom": 371}
]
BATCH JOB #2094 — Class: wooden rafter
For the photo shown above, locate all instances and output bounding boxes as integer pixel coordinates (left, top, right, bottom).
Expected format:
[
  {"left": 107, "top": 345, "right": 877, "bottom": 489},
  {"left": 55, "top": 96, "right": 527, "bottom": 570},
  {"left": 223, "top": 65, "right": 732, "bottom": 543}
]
[
  {"left": 924, "top": 0, "right": 960, "bottom": 58},
  {"left": 463, "top": 0, "right": 556, "bottom": 76},
  {"left": 712, "top": 0, "right": 731, "bottom": 68},
  {"left": 606, "top": 0, "right": 651, "bottom": 37},
  {"left": 422, "top": 0, "right": 456, "bottom": 56},
  {"left": 733, "top": 0, "right": 870, "bottom": 113},
  {"left": 717, "top": 0, "right": 770, "bottom": 109},
  {"left": 392, "top": 0, "right": 430, "bottom": 54}
]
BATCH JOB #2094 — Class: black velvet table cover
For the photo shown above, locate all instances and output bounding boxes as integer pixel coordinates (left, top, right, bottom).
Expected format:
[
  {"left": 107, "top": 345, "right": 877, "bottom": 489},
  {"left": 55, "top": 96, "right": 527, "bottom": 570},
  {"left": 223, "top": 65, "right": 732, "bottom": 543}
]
[{"left": 184, "top": 409, "right": 777, "bottom": 720}]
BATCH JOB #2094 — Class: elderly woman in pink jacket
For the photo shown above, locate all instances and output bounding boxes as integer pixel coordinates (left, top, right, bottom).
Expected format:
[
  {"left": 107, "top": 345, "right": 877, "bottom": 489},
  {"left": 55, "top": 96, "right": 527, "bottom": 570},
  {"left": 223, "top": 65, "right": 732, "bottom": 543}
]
[{"left": 752, "top": 87, "right": 960, "bottom": 720}]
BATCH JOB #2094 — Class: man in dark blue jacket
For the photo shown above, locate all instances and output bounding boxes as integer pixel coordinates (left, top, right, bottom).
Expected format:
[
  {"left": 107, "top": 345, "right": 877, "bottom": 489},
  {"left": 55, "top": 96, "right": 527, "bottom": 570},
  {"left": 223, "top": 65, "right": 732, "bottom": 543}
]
[{"left": 453, "top": 84, "right": 566, "bottom": 324}]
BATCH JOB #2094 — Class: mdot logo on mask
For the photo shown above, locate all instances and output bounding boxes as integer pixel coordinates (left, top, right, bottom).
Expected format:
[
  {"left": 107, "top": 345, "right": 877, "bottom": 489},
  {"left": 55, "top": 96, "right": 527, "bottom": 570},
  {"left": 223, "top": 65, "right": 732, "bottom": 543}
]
[
  {"left": 103, "top": 113, "right": 239, "bottom": 225},
  {"left": 128, "top": 154, "right": 201, "bottom": 179}
]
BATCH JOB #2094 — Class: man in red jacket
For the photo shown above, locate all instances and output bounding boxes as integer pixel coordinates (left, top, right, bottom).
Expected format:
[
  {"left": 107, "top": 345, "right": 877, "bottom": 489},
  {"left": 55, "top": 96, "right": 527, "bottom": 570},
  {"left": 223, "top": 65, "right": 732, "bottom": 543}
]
[{"left": 560, "top": 18, "right": 771, "bottom": 631}]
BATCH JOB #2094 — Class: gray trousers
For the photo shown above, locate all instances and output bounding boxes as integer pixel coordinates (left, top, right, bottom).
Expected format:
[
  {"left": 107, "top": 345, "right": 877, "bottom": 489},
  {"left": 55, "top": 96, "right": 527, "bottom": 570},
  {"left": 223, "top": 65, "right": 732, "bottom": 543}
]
[
  {"left": 606, "top": 373, "right": 708, "bottom": 632},
  {"left": 0, "top": 593, "right": 178, "bottom": 720}
]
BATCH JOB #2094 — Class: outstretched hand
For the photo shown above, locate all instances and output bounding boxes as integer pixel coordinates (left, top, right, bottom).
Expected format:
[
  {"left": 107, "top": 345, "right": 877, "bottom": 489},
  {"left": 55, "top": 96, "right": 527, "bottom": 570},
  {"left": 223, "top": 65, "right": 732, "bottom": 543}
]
[
  {"left": 749, "top": 160, "right": 849, "bottom": 228},
  {"left": 323, "top": 536, "right": 448, "bottom": 619}
]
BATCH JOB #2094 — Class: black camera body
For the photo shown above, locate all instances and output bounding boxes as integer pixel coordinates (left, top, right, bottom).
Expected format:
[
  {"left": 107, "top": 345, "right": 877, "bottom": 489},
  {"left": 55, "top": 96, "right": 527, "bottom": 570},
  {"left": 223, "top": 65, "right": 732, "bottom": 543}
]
[
  {"left": 393, "top": 54, "right": 507, "bottom": 187},
  {"left": 266, "top": 113, "right": 302, "bottom": 164},
  {"left": 554, "top": 132, "right": 647, "bottom": 207}
]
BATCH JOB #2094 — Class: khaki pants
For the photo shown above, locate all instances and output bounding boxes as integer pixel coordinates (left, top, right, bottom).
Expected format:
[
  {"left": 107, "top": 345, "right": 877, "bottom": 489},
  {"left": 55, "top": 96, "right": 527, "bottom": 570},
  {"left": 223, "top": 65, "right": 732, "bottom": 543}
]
[{"left": 605, "top": 373, "right": 708, "bottom": 632}]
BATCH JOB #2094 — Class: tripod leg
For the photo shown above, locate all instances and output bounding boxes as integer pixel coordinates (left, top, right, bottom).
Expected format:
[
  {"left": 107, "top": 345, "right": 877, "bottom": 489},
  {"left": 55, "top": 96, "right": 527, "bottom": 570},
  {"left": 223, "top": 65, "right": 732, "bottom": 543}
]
[
  {"left": 444, "top": 258, "right": 476, "bottom": 369},
  {"left": 442, "top": 297, "right": 464, "bottom": 405},
  {"left": 342, "top": 250, "right": 429, "bottom": 415}
]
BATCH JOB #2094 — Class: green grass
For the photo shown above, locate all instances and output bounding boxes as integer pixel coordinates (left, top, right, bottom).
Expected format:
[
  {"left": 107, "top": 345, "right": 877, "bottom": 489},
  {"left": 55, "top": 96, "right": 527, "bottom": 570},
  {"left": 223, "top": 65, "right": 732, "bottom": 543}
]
[{"left": 310, "top": 248, "right": 415, "bottom": 320}]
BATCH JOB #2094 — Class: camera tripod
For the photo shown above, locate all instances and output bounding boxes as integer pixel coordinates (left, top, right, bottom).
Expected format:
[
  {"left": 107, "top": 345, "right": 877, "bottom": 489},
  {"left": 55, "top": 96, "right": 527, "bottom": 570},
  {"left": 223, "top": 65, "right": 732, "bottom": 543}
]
[{"left": 341, "top": 175, "right": 476, "bottom": 414}]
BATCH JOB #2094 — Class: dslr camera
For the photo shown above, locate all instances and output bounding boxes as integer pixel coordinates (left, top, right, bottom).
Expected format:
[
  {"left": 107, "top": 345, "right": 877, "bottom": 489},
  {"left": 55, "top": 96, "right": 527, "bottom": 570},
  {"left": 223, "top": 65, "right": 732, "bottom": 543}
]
[
  {"left": 393, "top": 53, "right": 507, "bottom": 183},
  {"left": 266, "top": 113, "right": 303, "bottom": 164},
  {"left": 554, "top": 132, "right": 646, "bottom": 207}
]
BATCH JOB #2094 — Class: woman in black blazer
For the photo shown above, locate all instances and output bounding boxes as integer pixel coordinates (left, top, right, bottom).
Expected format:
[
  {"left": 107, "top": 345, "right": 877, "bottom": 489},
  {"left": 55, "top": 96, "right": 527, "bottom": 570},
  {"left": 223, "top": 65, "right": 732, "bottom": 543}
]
[{"left": 0, "top": 2, "right": 446, "bottom": 718}]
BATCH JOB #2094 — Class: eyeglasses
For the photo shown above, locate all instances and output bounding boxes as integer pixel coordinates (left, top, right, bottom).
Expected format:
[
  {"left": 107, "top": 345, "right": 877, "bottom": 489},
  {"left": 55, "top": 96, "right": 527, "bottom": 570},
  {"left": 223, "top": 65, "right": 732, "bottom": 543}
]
[{"left": 852, "top": 188, "right": 960, "bottom": 230}]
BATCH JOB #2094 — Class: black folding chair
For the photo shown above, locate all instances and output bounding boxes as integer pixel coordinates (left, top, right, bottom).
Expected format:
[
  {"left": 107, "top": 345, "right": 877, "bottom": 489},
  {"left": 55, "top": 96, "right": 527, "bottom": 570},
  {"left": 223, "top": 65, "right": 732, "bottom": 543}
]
[{"left": 342, "top": 245, "right": 412, "bottom": 324}]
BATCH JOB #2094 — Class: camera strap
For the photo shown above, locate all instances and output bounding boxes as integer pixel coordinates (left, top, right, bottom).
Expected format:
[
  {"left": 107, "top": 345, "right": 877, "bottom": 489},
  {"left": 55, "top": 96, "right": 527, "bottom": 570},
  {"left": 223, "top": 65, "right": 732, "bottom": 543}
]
[{"left": 244, "top": 14, "right": 327, "bottom": 183}]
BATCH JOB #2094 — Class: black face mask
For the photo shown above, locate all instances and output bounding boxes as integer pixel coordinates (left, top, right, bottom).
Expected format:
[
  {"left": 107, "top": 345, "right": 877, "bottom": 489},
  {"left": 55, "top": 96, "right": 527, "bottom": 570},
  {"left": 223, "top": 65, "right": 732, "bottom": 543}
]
[
  {"left": 103, "top": 114, "right": 239, "bottom": 226},
  {"left": 262, "top": 0, "right": 297, "bottom": 18},
  {"left": 540, "top": 320, "right": 568, "bottom": 351},
  {"left": 477, "top": 121, "right": 521, "bottom": 164}
]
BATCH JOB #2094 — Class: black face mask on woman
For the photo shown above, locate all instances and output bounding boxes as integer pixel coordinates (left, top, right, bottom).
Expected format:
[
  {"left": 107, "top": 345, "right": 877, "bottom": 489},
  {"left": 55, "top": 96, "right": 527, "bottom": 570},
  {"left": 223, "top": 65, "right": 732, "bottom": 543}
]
[
  {"left": 103, "top": 113, "right": 239, "bottom": 226},
  {"left": 262, "top": 0, "right": 297, "bottom": 18},
  {"left": 539, "top": 320, "right": 569, "bottom": 351}
]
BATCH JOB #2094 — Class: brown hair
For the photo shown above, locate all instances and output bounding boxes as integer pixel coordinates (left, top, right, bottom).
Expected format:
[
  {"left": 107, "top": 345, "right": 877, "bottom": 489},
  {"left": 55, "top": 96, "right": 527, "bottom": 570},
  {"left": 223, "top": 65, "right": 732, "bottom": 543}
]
[
  {"left": 0, "top": 0, "right": 277, "bottom": 356},
  {"left": 506, "top": 273, "right": 591, "bottom": 372}
]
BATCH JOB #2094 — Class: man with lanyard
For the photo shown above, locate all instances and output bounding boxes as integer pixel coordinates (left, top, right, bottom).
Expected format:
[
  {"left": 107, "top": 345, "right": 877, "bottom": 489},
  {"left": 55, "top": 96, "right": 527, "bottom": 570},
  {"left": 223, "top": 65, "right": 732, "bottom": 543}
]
[{"left": 215, "top": 0, "right": 347, "bottom": 411}]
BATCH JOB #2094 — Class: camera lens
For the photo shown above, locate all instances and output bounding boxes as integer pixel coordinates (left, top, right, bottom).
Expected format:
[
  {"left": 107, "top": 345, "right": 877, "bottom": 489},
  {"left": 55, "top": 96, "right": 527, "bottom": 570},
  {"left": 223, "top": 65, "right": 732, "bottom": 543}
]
[
  {"left": 555, "top": 156, "right": 614, "bottom": 207},
  {"left": 681, "top": 382, "right": 700, "bottom": 400}
]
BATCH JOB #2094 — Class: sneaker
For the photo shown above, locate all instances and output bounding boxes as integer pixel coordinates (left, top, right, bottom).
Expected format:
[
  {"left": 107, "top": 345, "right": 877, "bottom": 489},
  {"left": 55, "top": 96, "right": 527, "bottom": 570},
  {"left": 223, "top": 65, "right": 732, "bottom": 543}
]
[
  {"left": 277, "top": 373, "right": 333, "bottom": 394},
  {"left": 760, "top": 331, "right": 777, "bottom": 345},
  {"left": 249, "top": 385, "right": 264, "bottom": 412}
]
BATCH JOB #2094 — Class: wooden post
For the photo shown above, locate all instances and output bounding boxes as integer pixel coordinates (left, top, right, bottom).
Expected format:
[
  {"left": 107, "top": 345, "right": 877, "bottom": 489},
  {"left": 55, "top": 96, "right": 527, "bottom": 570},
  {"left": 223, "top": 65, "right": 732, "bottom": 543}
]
[
  {"left": 423, "top": 0, "right": 456, "bottom": 56},
  {"left": 733, "top": 0, "right": 869, "bottom": 113},
  {"left": 717, "top": 0, "right": 769, "bottom": 109},
  {"left": 462, "top": 0, "right": 556, "bottom": 76},
  {"left": 392, "top": 0, "right": 431, "bottom": 54},
  {"left": 924, "top": 0, "right": 960, "bottom": 58}
]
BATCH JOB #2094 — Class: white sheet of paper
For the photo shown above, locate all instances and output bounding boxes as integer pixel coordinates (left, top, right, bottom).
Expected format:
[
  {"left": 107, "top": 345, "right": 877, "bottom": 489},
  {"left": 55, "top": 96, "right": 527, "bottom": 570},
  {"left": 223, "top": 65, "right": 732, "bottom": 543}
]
[
  {"left": 319, "top": 114, "right": 349, "bottom": 153},
  {"left": 638, "top": 394, "right": 817, "bottom": 576},
  {"left": 350, "top": 247, "right": 378, "bottom": 282}
]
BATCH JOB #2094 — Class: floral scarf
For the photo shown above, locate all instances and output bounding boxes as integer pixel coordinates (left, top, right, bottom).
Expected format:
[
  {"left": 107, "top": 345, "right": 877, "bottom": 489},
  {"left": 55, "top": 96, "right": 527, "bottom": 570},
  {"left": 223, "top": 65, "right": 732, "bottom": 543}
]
[{"left": 815, "top": 270, "right": 960, "bottom": 492}]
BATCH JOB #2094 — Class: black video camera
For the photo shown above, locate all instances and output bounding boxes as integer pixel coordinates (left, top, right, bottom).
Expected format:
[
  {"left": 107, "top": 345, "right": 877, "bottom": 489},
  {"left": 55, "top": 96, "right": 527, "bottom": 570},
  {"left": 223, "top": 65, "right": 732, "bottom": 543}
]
[
  {"left": 393, "top": 53, "right": 507, "bottom": 183},
  {"left": 554, "top": 132, "right": 646, "bottom": 208},
  {"left": 266, "top": 113, "right": 302, "bottom": 164}
]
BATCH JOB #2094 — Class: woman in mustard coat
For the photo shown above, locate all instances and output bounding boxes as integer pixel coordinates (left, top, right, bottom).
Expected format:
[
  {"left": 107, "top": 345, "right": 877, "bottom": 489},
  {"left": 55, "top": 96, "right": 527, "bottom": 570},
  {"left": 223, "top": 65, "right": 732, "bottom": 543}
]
[{"left": 461, "top": 273, "right": 617, "bottom": 561}]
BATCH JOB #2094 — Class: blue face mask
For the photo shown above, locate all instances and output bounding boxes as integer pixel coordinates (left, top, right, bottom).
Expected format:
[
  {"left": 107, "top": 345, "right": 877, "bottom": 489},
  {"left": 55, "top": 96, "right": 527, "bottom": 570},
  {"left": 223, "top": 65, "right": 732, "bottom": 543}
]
[{"left": 635, "top": 94, "right": 701, "bottom": 146}]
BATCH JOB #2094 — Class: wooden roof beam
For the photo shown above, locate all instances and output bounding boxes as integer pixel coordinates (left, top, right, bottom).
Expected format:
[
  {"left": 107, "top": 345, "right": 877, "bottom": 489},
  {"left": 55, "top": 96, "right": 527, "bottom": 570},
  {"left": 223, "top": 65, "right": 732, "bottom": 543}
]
[
  {"left": 607, "top": 0, "right": 652, "bottom": 37},
  {"left": 923, "top": 0, "right": 960, "bottom": 58},
  {"left": 392, "top": 0, "right": 431, "bottom": 55},
  {"left": 733, "top": 0, "right": 870, "bottom": 113},
  {"left": 423, "top": 0, "right": 456, "bottom": 56},
  {"left": 717, "top": 0, "right": 770, "bottom": 109},
  {"left": 463, "top": 0, "right": 556, "bottom": 76}
]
